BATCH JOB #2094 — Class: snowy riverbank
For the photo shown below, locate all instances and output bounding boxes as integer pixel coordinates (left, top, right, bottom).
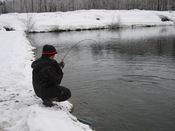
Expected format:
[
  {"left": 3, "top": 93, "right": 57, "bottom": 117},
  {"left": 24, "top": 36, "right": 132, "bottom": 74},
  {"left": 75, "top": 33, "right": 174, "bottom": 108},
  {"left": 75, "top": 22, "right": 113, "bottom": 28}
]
[
  {"left": 0, "top": 10, "right": 175, "bottom": 32},
  {"left": 0, "top": 9, "right": 175, "bottom": 131},
  {"left": 0, "top": 30, "right": 93, "bottom": 131}
]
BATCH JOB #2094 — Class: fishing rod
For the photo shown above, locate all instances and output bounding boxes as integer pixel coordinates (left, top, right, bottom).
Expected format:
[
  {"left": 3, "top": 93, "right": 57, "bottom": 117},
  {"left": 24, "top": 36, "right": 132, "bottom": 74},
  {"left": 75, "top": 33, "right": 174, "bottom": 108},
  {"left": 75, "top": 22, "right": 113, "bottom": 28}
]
[{"left": 61, "top": 39, "right": 102, "bottom": 61}]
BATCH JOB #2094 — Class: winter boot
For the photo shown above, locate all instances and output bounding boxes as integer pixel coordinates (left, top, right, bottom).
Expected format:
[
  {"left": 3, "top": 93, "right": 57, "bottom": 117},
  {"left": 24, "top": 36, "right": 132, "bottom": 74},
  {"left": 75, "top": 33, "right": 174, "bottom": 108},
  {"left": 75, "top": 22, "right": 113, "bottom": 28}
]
[{"left": 42, "top": 99, "right": 54, "bottom": 107}]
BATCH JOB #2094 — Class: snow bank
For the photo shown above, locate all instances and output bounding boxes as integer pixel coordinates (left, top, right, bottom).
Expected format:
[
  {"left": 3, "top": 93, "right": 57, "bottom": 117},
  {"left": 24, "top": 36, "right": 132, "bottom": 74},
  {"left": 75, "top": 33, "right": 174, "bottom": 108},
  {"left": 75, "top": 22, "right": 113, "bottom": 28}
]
[
  {"left": 0, "top": 13, "right": 24, "bottom": 31},
  {"left": 0, "top": 31, "right": 92, "bottom": 131},
  {"left": 8, "top": 102, "right": 90, "bottom": 131},
  {"left": 0, "top": 10, "right": 175, "bottom": 32}
]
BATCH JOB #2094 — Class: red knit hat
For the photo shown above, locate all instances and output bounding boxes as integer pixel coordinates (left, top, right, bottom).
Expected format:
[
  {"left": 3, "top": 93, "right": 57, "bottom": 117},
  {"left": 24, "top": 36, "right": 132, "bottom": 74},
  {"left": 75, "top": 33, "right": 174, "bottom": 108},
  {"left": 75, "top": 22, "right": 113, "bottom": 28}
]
[{"left": 42, "top": 45, "right": 57, "bottom": 55}]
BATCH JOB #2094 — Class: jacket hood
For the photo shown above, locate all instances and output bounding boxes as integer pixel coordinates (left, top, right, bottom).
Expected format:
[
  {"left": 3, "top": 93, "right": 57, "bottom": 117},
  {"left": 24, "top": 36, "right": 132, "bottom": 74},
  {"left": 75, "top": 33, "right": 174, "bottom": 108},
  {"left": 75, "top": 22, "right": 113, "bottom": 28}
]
[
  {"left": 31, "top": 58, "right": 45, "bottom": 69},
  {"left": 31, "top": 57, "right": 58, "bottom": 69}
]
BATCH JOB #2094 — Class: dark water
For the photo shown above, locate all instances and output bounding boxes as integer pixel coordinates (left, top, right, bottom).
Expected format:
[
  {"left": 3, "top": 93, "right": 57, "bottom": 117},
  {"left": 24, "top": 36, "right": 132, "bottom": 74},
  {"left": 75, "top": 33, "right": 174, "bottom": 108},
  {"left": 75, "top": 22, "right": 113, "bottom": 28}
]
[{"left": 28, "top": 26, "right": 175, "bottom": 131}]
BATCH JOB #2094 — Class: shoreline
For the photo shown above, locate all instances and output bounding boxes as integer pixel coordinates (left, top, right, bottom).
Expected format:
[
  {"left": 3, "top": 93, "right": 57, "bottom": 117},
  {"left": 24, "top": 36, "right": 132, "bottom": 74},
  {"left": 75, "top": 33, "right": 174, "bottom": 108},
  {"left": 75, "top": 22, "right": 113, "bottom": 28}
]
[{"left": 0, "top": 10, "right": 175, "bottom": 33}]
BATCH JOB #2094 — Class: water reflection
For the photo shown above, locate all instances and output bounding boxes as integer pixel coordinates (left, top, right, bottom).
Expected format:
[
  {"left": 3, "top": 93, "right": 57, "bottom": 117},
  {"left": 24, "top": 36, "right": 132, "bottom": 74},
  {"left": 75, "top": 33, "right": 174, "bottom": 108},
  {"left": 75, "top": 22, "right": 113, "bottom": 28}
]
[
  {"left": 28, "top": 26, "right": 175, "bottom": 58},
  {"left": 28, "top": 26, "right": 175, "bottom": 131}
]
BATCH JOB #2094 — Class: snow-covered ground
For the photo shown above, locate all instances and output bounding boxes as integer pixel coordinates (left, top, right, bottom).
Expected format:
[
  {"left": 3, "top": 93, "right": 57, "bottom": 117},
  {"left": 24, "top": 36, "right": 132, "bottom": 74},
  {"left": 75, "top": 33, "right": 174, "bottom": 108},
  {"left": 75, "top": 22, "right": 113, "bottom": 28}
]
[
  {"left": 0, "top": 9, "right": 175, "bottom": 131},
  {"left": 0, "top": 10, "right": 175, "bottom": 32},
  {"left": 0, "top": 31, "right": 92, "bottom": 131}
]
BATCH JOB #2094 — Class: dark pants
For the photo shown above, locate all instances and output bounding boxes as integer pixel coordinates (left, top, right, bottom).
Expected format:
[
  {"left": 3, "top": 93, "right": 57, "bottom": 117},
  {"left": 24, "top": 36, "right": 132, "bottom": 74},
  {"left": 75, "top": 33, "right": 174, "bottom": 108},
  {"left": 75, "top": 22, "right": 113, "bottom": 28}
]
[
  {"left": 55, "top": 86, "right": 71, "bottom": 102},
  {"left": 41, "top": 85, "right": 71, "bottom": 102}
]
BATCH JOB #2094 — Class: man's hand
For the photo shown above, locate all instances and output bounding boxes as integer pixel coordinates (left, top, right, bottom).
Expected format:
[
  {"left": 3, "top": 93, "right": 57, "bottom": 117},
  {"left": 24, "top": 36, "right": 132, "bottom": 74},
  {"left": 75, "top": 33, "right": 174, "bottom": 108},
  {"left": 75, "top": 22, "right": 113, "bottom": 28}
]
[{"left": 59, "top": 60, "right": 65, "bottom": 69}]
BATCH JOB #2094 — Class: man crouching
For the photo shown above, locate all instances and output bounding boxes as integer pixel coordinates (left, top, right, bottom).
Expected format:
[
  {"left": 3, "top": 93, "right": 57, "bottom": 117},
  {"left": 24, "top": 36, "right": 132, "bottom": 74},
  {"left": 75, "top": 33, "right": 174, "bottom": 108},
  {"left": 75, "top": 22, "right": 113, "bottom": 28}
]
[{"left": 31, "top": 44, "right": 71, "bottom": 107}]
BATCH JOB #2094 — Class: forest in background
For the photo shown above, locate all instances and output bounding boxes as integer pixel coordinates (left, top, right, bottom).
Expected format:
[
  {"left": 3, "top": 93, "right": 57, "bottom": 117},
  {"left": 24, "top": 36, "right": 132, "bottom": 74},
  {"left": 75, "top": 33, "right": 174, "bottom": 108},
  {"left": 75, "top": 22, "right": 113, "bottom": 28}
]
[{"left": 0, "top": 0, "right": 175, "bottom": 14}]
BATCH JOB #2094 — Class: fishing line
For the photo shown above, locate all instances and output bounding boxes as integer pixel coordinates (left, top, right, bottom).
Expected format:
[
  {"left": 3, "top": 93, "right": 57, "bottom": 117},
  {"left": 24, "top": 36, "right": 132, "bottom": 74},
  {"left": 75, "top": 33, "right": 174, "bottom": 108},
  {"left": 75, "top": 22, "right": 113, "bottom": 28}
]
[{"left": 62, "top": 39, "right": 103, "bottom": 61}]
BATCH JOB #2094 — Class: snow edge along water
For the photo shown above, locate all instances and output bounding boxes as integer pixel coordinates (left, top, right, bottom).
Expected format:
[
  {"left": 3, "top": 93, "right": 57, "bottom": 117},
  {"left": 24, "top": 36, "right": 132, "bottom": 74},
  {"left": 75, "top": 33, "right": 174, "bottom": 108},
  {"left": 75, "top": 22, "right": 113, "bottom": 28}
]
[{"left": 0, "top": 21, "right": 93, "bottom": 131}]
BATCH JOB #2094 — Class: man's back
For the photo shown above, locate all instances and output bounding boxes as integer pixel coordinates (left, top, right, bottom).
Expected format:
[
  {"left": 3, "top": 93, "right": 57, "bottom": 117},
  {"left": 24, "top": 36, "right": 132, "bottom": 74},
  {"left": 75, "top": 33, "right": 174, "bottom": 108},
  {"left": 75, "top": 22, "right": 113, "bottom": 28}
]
[
  {"left": 31, "top": 44, "right": 71, "bottom": 107},
  {"left": 31, "top": 56, "right": 63, "bottom": 98}
]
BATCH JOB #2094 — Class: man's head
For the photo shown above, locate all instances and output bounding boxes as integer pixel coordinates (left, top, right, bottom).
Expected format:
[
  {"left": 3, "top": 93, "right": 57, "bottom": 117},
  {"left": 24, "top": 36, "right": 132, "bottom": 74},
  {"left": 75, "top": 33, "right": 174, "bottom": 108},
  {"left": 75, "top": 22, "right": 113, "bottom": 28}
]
[{"left": 42, "top": 45, "right": 57, "bottom": 59}]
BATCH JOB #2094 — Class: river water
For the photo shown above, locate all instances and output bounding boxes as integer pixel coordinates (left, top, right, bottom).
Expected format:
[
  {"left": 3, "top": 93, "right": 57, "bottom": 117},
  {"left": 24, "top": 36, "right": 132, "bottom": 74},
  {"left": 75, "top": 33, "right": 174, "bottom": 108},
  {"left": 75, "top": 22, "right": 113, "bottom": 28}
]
[{"left": 28, "top": 26, "right": 175, "bottom": 131}]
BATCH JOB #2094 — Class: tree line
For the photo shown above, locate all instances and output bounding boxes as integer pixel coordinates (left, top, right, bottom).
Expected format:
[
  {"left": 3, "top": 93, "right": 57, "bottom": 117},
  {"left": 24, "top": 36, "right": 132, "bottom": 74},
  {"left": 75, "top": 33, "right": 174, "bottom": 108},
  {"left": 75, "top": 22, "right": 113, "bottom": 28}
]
[{"left": 0, "top": 0, "right": 175, "bottom": 14}]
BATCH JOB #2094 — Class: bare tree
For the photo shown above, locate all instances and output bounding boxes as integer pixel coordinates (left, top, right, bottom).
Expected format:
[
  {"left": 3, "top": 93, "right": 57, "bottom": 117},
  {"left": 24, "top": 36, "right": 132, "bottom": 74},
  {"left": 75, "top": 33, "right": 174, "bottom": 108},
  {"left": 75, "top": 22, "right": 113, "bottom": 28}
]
[{"left": 1, "top": 1, "right": 8, "bottom": 13}]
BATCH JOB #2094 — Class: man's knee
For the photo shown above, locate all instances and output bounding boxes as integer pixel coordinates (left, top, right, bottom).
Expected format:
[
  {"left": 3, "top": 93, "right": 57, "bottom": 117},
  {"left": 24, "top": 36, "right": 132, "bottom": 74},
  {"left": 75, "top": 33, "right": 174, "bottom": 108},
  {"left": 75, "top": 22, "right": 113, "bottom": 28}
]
[
  {"left": 66, "top": 88, "right": 71, "bottom": 98},
  {"left": 58, "top": 86, "right": 71, "bottom": 100}
]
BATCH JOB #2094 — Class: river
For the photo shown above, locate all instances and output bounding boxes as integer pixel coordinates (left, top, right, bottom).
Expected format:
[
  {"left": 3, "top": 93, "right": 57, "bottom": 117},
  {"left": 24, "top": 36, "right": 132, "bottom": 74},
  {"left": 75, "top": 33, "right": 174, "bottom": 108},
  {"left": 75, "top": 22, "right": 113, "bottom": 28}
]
[{"left": 28, "top": 26, "right": 175, "bottom": 131}]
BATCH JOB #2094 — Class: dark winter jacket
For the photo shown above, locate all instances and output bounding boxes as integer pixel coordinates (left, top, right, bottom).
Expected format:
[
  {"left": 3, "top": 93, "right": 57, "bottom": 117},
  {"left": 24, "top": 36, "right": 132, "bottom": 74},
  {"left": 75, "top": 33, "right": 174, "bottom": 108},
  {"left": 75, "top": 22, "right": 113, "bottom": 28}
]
[{"left": 31, "top": 56, "right": 63, "bottom": 99}]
